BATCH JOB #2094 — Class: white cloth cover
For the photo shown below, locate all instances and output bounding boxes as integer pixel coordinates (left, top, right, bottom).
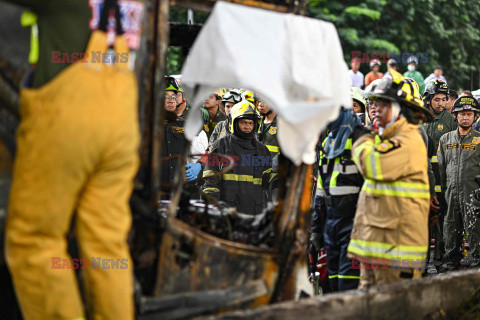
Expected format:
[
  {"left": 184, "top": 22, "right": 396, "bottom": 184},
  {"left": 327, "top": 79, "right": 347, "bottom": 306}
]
[{"left": 181, "top": 2, "right": 351, "bottom": 164}]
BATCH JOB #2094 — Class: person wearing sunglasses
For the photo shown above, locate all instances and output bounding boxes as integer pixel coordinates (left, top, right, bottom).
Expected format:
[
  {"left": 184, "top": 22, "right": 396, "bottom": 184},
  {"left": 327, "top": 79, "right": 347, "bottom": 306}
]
[{"left": 208, "top": 89, "right": 242, "bottom": 146}]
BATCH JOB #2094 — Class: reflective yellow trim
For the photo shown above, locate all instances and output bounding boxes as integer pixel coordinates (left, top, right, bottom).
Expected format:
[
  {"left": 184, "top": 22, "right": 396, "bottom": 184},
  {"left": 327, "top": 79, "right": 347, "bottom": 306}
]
[
  {"left": 338, "top": 275, "right": 360, "bottom": 279},
  {"left": 266, "top": 145, "right": 280, "bottom": 153},
  {"left": 330, "top": 158, "right": 340, "bottom": 187},
  {"left": 203, "top": 187, "right": 220, "bottom": 193},
  {"left": 348, "top": 239, "right": 427, "bottom": 260},
  {"left": 435, "top": 185, "right": 441, "bottom": 193},
  {"left": 345, "top": 138, "right": 353, "bottom": 150},
  {"left": 328, "top": 275, "right": 338, "bottom": 279},
  {"left": 203, "top": 170, "right": 216, "bottom": 178},
  {"left": 21, "top": 11, "right": 39, "bottom": 64},
  {"left": 363, "top": 179, "right": 430, "bottom": 199},
  {"left": 223, "top": 174, "right": 262, "bottom": 185},
  {"left": 431, "top": 156, "right": 438, "bottom": 163}
]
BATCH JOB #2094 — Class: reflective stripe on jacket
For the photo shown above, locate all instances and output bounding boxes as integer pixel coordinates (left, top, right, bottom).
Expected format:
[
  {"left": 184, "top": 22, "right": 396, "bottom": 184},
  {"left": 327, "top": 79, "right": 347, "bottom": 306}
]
[{"left": 347, "top": 117, "right": 430, "bottom": 266}]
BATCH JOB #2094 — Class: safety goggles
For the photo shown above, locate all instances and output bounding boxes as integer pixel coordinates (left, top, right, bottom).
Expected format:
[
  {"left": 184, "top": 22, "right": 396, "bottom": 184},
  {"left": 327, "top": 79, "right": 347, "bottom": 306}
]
[{"left": 222, "top": 90, "right": 243, "bottom": 104}]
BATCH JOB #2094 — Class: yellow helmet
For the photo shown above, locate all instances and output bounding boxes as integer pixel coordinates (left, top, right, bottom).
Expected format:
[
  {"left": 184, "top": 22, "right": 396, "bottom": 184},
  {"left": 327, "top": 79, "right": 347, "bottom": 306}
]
[
  {"left": 214, "top": 88, "right": 227, "bottom": 99},
  {"left": 229, "top": 100, "right": 261, "bottom": 137},
  {"left": 369, "top": 69, "right": 433, "bottom": 122},
  {"left": 240, "top": 89, "right": 255, "bottom": 103}
]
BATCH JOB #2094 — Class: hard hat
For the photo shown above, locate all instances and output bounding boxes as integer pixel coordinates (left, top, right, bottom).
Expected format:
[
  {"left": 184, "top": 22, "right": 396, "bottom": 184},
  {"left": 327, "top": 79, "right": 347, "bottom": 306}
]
[
  {"left": 214, "top": 88, "right": 227, "bottom": 99},
  {"left": 240, "top": 89, "right": 255, "bottom": 103},
  {"left": 229, "top": 100, "right": 261, "bottom": 137},
  {"left": 452, "top": 96, "right": 480, "bottom": 114},
  {"left": 364, "top": 79, "right": 383, "bottom": 99},
  {"left": 165, "top": 76, "right": 180, "bottom": 92},
  {"left": 369, "top": 70, "right": 433, "bottom": 122},
  {"left": 351, "top": 87, "right": 366, "bottom": 111},
  {"left": 369, "top": 59, "right": 381, "bottom": 69},
  {"left": 423, "top": 79, "right": 449, "bottom": 102},
  {"left": 406, "top": 55, "right": 419, "bottom": 65},
  {"left": 222, "top": 89, "right": 243, "bottom": 104}
]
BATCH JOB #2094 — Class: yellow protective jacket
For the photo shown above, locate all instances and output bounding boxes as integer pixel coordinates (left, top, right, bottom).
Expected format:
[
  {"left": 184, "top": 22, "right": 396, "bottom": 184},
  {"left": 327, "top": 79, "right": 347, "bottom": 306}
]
[{"left": 347, "top": 117, "right": 430, "bottom": 267}]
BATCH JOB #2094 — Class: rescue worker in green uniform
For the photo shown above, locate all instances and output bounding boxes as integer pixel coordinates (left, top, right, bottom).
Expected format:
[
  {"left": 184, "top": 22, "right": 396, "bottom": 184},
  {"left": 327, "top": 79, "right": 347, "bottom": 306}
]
[
  {"left": 203, "top": 90, "right": 227, "bottom": 139},
  {"left": 438, "top": 97, "right": 480, "bottom": 271},
  {"left": 422, "top": 79, "right": 457, "bottom": 270},
  {"left": 209, "top": 89, "right": 243, "bottom": 146},
  {"left": 257, "top": 99, "right": 280, "bottom": 156},
  {"left": 202, "top": 101, "right": 273, "bottom": 215}
]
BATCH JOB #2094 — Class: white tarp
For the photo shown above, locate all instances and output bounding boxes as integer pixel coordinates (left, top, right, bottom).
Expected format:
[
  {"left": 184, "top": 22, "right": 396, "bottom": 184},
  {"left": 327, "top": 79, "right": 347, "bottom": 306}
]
[{"left": 181, "top": 2, "right": 351, "bottom": 165}]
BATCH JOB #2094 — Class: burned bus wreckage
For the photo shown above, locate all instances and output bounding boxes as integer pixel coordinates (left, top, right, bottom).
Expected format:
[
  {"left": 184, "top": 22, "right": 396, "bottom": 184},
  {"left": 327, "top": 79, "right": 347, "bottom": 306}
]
[{"left": 2, "top": 0, "right": 480, "bottom": 319}]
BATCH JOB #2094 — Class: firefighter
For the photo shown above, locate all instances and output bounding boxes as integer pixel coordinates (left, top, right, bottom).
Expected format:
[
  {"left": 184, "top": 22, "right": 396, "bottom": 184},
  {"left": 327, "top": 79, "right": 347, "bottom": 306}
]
[
  {"left": 347, "top": 70, "right": 433, "bottom": 287},
  {"left": 202, "top": 101, "right": 273, "bottom": 215},
  {"left": 422, "top": 79, "right": 457, "bottom": 270},
  {"left": 209, "top": 89, "right": 243, "bottom": 146},
  {"left": 203, "top": 90, "right": 227, "bottom": 139},
  {"left": 161, "top": 78, "right": 189, "bottom": 196},
  {"left": 310, "top": 106, "right": 364, "bottom": 292},
  {"left": 351, "top": 87, "right": 366, "bottom": 124},
  {"left": 4, "top": 1, "right": 142, "bottom": 318},
  {"left": 257, "top": 99, "right": 280, "bottom": 156},
  {"left": 438, "top": 97, "right": 480, "bottom": 271}
]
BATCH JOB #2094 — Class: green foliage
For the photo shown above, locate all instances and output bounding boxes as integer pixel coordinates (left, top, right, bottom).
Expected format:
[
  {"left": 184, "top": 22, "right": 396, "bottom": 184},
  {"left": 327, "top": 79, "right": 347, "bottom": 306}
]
[{"left": 307, "top": 0, "right": 480, "bottom": 90}]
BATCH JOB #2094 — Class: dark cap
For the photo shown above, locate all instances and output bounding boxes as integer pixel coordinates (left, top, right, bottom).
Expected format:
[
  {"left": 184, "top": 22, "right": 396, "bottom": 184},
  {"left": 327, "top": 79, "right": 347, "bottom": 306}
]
[{"left": 434, "top": 65, "right": 443, "bottom": 70}]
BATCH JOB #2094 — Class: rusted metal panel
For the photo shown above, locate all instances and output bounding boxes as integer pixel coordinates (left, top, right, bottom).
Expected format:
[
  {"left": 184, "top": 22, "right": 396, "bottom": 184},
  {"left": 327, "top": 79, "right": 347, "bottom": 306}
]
[{"left": 154, "top": 217, "right": 280, "bottom": 305}]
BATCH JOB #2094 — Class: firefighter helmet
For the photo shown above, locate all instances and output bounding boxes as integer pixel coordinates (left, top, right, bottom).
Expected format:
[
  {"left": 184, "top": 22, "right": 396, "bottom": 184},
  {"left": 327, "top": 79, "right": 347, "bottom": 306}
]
[
  {"left": 452, "top": 96, "right": 480, "bottom": 114},
  {"left": 222, "top": 89, "right": 243, "bottom": 104},
  {"left": 230, "top": 100, "right": 261, "bottom": 138},
  {"left": 369, "top": 70, "right": 433, "bottom": 122},
  {"left": 351, "top": 87, "right": 366, "bottom": 112},
  {"left": 240, "top": 89, "right": 255, "bottom": 103},
  {"left": 165, "top": 76, "right": 180, "bottom": 92},
  {"left": 423, "top": 79, "right": 449, "bottom": 102}
]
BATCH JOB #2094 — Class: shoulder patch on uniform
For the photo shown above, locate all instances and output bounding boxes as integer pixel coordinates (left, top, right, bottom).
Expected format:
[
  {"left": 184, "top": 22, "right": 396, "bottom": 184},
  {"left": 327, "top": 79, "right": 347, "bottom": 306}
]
[
  {"left": 473, "top": 137, "right": 480, "bottom": 145},
  {"left": 446, "top": 143, "right": 459, "bottom": 149},
  {"left": 204, "top": 124, "right": 210, "bottom": 132},
  {"left": 269, "top": 126, "right": 277, "bottom": 135},
  {"left": 376, "top": 139, "right": 400, "bottom": 153},
  {"left": 171, "top": 126, "right": 184, "bottom": 133},
  {"left": 438, "top": 124, "right": 444, "bottom": 131}
]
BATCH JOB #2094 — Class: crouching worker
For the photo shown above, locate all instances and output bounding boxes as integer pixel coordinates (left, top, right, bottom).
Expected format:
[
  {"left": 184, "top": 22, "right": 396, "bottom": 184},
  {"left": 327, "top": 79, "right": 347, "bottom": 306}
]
[
  {"left": 310, "top": 106, "right": 364, "bottom": 292},
  {"left": 202, "top": 101, "right": 273, "bottom": 215},
  {"left": 347, "top": 70, "right": 433, "bottom": 288}
]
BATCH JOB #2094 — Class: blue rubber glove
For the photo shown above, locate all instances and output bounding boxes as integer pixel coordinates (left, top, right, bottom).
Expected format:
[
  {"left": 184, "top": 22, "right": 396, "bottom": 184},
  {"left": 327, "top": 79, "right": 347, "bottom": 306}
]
[{"left": 185, "top": 163, "right": 202, "bottom": 181}]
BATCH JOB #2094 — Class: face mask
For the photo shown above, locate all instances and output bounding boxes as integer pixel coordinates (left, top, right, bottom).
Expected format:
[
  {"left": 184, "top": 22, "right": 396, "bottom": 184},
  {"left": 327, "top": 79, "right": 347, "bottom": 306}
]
[{"left": 407, "top": 65, "right": 416, "bottom": 72}]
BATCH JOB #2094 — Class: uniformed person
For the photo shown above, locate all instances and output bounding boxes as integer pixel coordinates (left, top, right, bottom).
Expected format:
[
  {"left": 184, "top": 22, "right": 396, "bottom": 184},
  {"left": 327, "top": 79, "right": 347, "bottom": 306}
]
[
  {"left": 257, "top": 99, "right": 280, "bottom": 156},
  {"left": 202, "top": 101, "right": 273, "bottom": 215},
  {"left": 203, "top": 90, "right": 227, "bottom": 138},
  {"left": 351, "top": 87, "right": 366, "bottom": 124},
  {"left": 161, "top": 78, "right": 188, "bottom": 197},
  {"left": 209, "top": 89, "right": 243, "bottom": 146},
  {"left": 422, "top": 79, "right": 457, "bottom": 270},
  {"left": 310, "top": 106, "right": 364, "bottom": 292},
  {"left": 438, "top": 97, "right": 480, "bottom": 271},
  {"left": 347, "top": 70, "right": 433, "bottom": 287}
]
